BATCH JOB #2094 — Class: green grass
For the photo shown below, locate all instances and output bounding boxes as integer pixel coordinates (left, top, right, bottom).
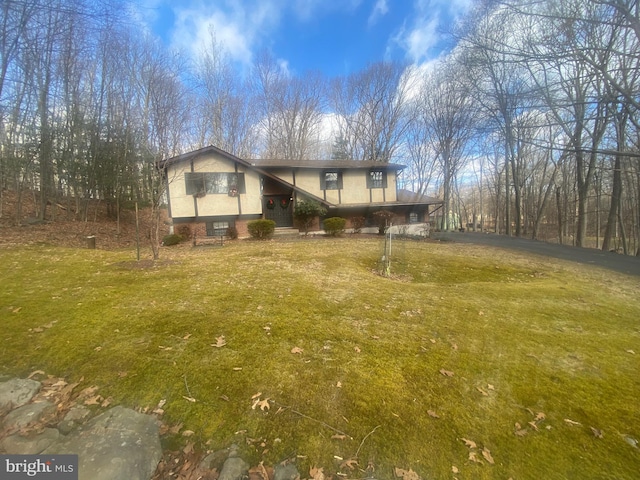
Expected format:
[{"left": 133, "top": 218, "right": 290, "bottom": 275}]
[{"left": 1, "top": 238, "right": 639, "bottom": 479}]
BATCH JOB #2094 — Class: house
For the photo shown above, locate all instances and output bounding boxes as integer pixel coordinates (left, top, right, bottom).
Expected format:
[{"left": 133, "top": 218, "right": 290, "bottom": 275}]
[{"left": 160, "top": 145, "right": 442, "bottom": 239}]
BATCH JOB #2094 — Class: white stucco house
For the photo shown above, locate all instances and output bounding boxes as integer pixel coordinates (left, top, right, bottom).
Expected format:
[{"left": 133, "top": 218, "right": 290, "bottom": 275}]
[{"left": 160, "top": 145, "right": 441, "bottom": 239}]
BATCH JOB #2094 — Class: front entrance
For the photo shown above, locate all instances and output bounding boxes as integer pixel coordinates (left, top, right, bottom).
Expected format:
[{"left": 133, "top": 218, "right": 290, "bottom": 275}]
[{"left": 264, "top": 195, "right": 293, "bottom": 227}]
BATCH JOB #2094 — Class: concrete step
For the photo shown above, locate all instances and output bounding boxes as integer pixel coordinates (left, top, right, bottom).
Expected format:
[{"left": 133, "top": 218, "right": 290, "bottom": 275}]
[{"left": 273, "top": 227, "right": 300, "bottom": 238}]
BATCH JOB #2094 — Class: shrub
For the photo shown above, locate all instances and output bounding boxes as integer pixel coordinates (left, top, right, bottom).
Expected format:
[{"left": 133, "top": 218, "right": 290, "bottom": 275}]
[
  {"left": 175, "top": 224, "right": 192, "bottom": 239},
  {"left": 247, "top": 219, "right": 276, "bottom": 239},
  {"left": 294, "top": 200, "right": 327, "bottom": 234},
  {"left": 226, "top": 225, "right": 238, "bottom": 239},
  {"left": 350, "top": 216, "right": 366, "bottom": 234},
  {"left": 162, "top": 234, "right": 182, "bottom": 246},
  {"left": 323, "top": 217, "right": 346, "bottom": 236},
  {"left": 373, "top": 210, "right": 395, "bottom": 235}
]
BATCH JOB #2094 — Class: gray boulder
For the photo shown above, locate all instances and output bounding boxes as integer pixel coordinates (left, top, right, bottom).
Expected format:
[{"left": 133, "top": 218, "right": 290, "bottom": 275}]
[
  {"left": 2, "top": 400, "right": 56, "bottom": 431},
  {"left": 0, "top": 378, "right": 41, "bottom": 409},
  {"left": 43, "top": 406, "right": 162, "bottom": 480},
  {"left": 1, "top": 428, "right": 60, "bottom": 454}
]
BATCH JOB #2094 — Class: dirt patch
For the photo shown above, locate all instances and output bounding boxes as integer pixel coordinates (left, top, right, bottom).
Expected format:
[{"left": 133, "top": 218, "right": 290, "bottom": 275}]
[{"left": 0, "top": 190, "right": 170, "bottom": 250}]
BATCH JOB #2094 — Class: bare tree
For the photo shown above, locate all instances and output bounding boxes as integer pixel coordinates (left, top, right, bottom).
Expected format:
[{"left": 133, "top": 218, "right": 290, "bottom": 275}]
[
  {"left": 418, "top": 59, "right": 477, "bottom": 230},
  {"left": 330, "top": 61, "right": 413, "bottom": 162}
]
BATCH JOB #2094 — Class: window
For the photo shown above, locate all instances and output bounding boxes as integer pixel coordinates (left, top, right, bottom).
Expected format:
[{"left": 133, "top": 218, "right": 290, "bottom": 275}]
[
  {"left": 185, "top": 172, "right": 245, "bottom": 195},
  {"left": 321, "top": 170, "right": 342, "bottom": 190},
  {"left": 409, "top": 212, "right": 419, "bottom": 224},
  {"left": 185, "top": 172, "right": 205, "bottom": 195},
  {"left": 367, "top": 169, "right": 387, "bottom": 189},
  {"left": 206, "top": 221, "right": 230, "bottom": 237}
]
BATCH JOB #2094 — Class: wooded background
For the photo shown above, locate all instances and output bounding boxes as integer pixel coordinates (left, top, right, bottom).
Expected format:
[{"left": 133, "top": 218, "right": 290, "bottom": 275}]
[{"left": 1, "top": 0, "right": 638, "bottom": 254}]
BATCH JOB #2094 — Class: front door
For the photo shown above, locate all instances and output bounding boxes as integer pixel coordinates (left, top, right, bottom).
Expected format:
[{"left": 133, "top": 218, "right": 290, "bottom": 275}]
[{"left": 264, "top": 195, "right": 293, "bottom": 227}]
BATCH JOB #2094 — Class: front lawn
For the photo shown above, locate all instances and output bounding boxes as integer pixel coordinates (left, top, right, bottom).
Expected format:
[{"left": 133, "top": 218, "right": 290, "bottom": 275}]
[{"left": 1, "top": 238, "right": 639, "bottom": 479}]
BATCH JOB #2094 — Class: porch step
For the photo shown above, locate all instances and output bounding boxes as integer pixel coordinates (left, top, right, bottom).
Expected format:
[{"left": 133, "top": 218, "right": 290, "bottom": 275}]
[{"left": 273, "top": 227, "right": 300, "bottom": 238}]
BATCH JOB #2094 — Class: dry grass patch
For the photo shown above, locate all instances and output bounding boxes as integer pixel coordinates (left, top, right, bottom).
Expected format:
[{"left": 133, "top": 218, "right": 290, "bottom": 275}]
[{"left": 1, "top": 238, "right": 639, "bottom": 479}]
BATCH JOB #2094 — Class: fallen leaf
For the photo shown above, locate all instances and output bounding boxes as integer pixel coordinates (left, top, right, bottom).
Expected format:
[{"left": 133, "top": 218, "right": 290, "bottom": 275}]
[
  {"left": 248, "top": 462, "right": 270, "bottom": 480},
  {"left": 487, "top": 384, "right": 495, "bottom": 390},
  {"left": 336, "top": 381, "right": 342, "bottom": 388},
  {"left": 117, "top": 371, "right": 128, "bottom": 378},
  {"left": 94, "top": 346, "right": 102, "bottom": 352},
  {"left": 291, "top": 347, "right": 303, "bottom": 354},
  {"left": 183, "top": 333, "right": 192, "bottom": 340},
  {"left": 590, "top": 427, "right": 604, "bottom": 438},
  {"left": 251, "top": 392, "right": 263, "bottom": 399},
  {"left": 515, "top": 429, "right": 528, "bottom": 437},
  {"left": 394, "top": 467, "right": 421, "bottom": 480},
  {"left": 212, "top": 335, "right": 227, "bottom": 348},
  {"left": 451, "top": 343, "right": 458, "bottom": 350},
  {"left": 32, "top": 327, "right": 44, "bottom": 333},
  {"left": 535, "top": 412, "right": 546, "bottom": 421},
  {"left": 331, "top": 434, "right": 347, "bottom": 440},
  {"left": 101, "top": 397, "right": 112, "bottom": 407},
  {"left": 182, "top": 430, "right": 195, "bottom": 437},
  {"left": 528, "top": 421, "right": 539, "bottom": 431},
  {"left": 461, "top": 438, "right": 477, "bottom": 449},
  {"left": 84, "top": 395, "right": 103, "bottom": 406},
  {"left": 427, "top": 410, "right": 440, "bottom": 418},
  {"left": 28, "top": 370, "right": 46, "bottom": 379},
  {"left": 482, "top": 447, "right": 495, "bottom": 464},
  {"left": 257, "top": 398, "right": 270, "bottom": 411},
  {"left": 232, "top": 367, "right": 243, "bottom": 371},
  {"left": 564, "top": 418, "right": 581, "bottom": 426},
  {"left": 476, "top": 386, "right": 489, "bottom": 396},
  {"left": 169, "top": 423, "right": 183, "bottom": 435},
  {"left": 626, "top": 349, "right": 635, "bottom": 354},
  {"left": 452, "top": 465, "right": 459, "bottom": 474},
  {"left": 182, "top": 396, "right": 196, "bottom": 403},
  {"left": 439, "top": 369, "right": 454, "bottom": 377},
  {"left": 309, "top": 466, "right": 325, "bottom": 480},
  {"left": 354, "top": 346, "right": 361, "bottom": 353},
  {"left": 468, "top": 451, "right": 482, "bottom": 463},
  {"left": 340, "top": 458, "right": 358, "bottom": 470},
  {"left": 478, "top": 311, "right": 485, "bottom": 316},
  {"left": 183, "top": 442, "right": 194, "bottom": 455},
  {"left": 13, "top": 307, "right": 22, "bottom": 313},
  {"left": 430, "top": 338, "right": 436, "bottom": 344}
]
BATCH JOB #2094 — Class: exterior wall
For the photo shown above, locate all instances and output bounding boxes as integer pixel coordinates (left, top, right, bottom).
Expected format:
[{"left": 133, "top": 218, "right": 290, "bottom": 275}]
[
  {"left": 279, "top": 168, "right": 398, "bottom": 205},
  {"left": 166, "top": 152, "right": 262, "bottom": 219}
]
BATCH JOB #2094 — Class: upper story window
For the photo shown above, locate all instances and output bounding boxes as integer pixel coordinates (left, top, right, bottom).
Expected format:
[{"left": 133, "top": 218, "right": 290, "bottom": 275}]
[
  {"left": 321, "top": 170, "right": 342, "bottom": 190},
  {"left": 185, "top": 172, "right": 246, "bottom": 195},
  {"left": 367, "top": 169, "right": 387, "bottom": 189}
]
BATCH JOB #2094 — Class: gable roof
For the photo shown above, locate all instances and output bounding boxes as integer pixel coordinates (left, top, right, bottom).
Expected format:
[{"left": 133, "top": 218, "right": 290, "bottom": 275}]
[
  {"left": 160, "top": 145, "right": 331, "bottom": 206},
  {"left": 397, "top": 189, "right": 442, "bottom": 205}
]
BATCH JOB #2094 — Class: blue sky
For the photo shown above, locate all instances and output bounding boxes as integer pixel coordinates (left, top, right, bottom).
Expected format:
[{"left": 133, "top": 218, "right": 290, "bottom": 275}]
[{"left": 132, "top": 0, "right": 473, "bottom": 77}]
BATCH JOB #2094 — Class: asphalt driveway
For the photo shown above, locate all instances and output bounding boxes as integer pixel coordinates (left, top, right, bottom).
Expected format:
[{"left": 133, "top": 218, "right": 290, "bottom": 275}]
[{"left": 433, "top": 231, "right": 640, "bottom": 277}]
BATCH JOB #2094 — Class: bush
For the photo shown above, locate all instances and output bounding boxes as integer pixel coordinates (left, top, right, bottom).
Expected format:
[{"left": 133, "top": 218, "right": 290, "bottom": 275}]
[
  {"left": 323, "top": 217, "right": 346, "bottom": 236},
  {"left": 162, "top": 234, "right": 182, "bottom": 246},
  {"left": 247, "top": 219, "right": 276, "bottom": 239},
  {"left": 294, "top": 200, "right": 327, "bottom": 234},
  {"left": 373, "top": 210, "right": 395, "bottom": 235},
  {"left": 350, "top": 216, "right": 366, "bottom": 234},
  {"left": 175, "top": 224, "right": 192, "bottom": 239},
  {"left": 226, "top": 225, "right": 238, "bottom": 239}
]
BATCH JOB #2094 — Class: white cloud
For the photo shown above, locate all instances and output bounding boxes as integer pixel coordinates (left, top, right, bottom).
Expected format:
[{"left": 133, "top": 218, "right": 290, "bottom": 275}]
[
  {"left": 390, "top": 0, "right": 473, "bottom": 65},
  {"left": 368, "top": 0, "right": 389, "bottom": 27}
]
